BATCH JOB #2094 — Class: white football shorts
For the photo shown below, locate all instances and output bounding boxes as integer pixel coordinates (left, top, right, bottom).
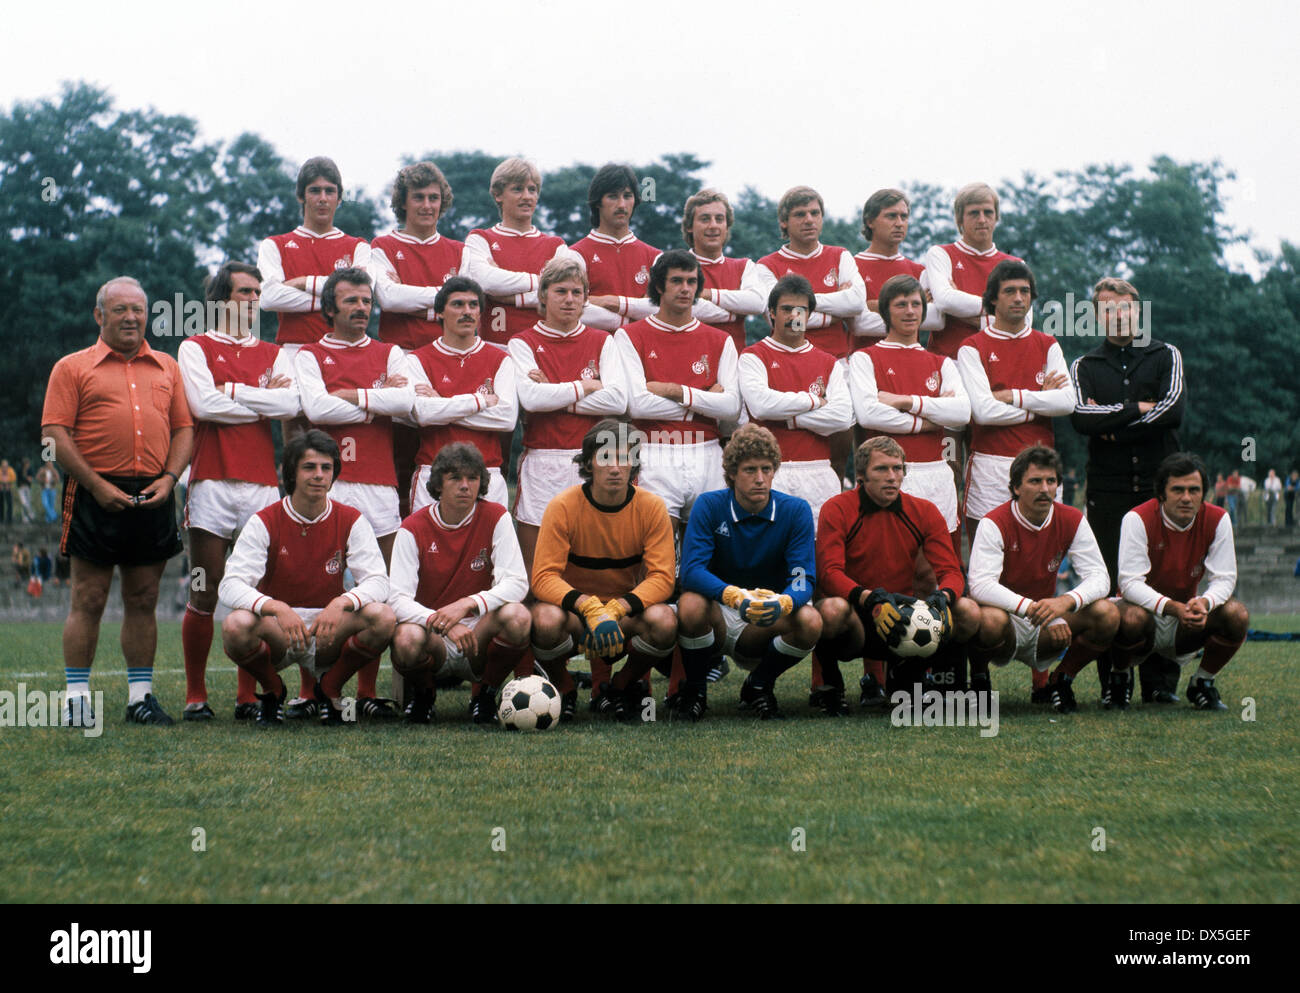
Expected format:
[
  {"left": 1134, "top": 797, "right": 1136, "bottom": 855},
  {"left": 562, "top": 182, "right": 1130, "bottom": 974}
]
[
  {"left": 773, "top": 460, "right": 841, "bottom": 535},
  {"left": 185, "top": 479, "right": 280, "bottom": 540},
  {"left": 637, "top": 439, "right": 724, "bottom": 520},
  {"left": 411, "top": 465, "right": 507, "bottom": 514},
  {"left": 330, "top": 480, "right": 401, "bottom": 537},
  {"left": 514, "top": 448, "right": 581, "bottom": 527}
]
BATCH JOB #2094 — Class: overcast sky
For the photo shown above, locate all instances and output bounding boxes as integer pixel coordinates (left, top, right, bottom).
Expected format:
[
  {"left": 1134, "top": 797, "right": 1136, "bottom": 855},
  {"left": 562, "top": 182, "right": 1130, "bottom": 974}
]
[{"left": 4, "top": 0, "right": 1295, "bottom": 270}]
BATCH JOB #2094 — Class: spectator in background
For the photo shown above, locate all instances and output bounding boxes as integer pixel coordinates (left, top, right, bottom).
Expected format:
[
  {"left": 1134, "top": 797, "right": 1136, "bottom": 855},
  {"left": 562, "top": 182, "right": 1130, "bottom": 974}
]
[
  {"left": 33, "top": 547, "right": 53, "bottom": 583},
  {"left": 1225, "top": 469, "right": 1241, "bottom": 527},
  {"left": 0, "top": 459, "right": 15, "bottom": 524},
  {"left": 1264, "top": 469, "right": 1282, "bottom": 526},
  {"left": 1237, "top": 473, "right": 1255, "bottom": 525},
  {"left": 1213, "top": 473, "right": 1227, "bottom": 508},
  {"left": 17, "top": 457, "right": 35, "bottom": 523},
  {"left": 12, "top": 542, "right": 31, "bottom": 586},
  {"left": 1286, "top": 470, "right": 1298, "bottom": 527}
]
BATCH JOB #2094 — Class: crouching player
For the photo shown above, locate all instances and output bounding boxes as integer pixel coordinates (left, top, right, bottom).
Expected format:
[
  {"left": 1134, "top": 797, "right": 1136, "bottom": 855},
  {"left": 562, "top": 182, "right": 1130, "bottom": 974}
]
[
  {"left": 967, "top": 446, "right": 1116, "bottom": 712},
  {"left": 677, "top": 424, "right": 820, "bottom": 720},
  {"left": 530, "top": 419, "right": 677, "bottom": 721},
  {"left": 218, "top": 431, "right": 395, "bottom": 725},
  {"left": 813, "top": 438, "right": 980, "bottom": 714},
  {"left": 388, "top": 443, "right": 530, "bottom": 723},
  {"left": 1111, "top": 452, "right": 1247, "bottom": 711}
]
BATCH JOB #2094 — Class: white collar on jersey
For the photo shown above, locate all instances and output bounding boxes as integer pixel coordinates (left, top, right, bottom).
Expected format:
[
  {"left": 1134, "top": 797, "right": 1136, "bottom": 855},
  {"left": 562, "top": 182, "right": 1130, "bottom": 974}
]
[
  {"left": 730, "top": 492, "right": 776, "bottom": 522},
  {"left": 433, "top": 337, "right": 484, "bottom": 357},
  {"left": 389, "top": 229, "right": 442, "bottom": 245},
  {"left": 873, "top": 340, "right": 925, "bottom": 350},
  {"left": 855, "top": 250, "right": 906, "bottom": 261},
  {"left": 491, "top": 223, "right": 541, "bottom": 238},
  {"left": 758, "top": 335, "right": 813, "bottom": 355},
  {"left": 432, "top": 500, "right": 478, "bottom": 531},
  {"left": 953, "top": 239, "right": 1000, "bottom": 258},
  {"left": 585, "top": 230, "right": 639, "bottom": 246},
  {"left": 777, "top": 243, "right": 825, "bottom": 260},
  {"left": 203, "top": 331, "right": 260, "bottom": 347},
  {"left": 1160, "top": 507, "right": 1197, "bottom": 533},
  {"left": 983, "top": 316, "right": 1034, "bottom": 340},
  {"left": 645, "top": 314, "right": 699, "bottom": 334},
  {"left": 293, "top": 225, "right": 346, "bottom": 240},
  {"left": 534, "top": 321, "right": 587, "bottom": 339},
  {"left": 1011, "top": 500, "right": 1055, "bottom": 532},
  {"left": 692, "top": 250, "right": 731, "bottom": 265},
  {"left": 284, "top": 496, "right": 334, "bottom": 526},
  {"left": 318, "top": 334, "right": 372, "bottom": 349}
]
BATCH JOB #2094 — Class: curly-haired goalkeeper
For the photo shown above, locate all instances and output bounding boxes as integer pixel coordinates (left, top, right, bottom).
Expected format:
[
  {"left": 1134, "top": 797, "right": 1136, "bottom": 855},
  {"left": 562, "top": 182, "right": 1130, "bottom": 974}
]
[
  {"left": 677, "top": 424, "right": 821, "bottom": 720},
  {"left": 529, "top": 418, "right": 677, "bottom": 722}
]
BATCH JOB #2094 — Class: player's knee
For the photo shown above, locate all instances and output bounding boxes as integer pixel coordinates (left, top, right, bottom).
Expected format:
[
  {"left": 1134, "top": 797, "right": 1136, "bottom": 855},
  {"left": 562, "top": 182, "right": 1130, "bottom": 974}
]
[
  {"left": 497, "top": 602, "right": 531, "bottom": 645},
  {"left": 816, "top": 597, "right": 851, "bottom": 637},
  {"left": 221, "top": 610, "right": 259, "bottom": 652},
  {"left": 677, "top": 591, "right": 710, "bottom": 631},
  {"left": 120, "top": 580, "right": 161, "bottom": 615},
  {"left": 362, "top": 603, "right": 397, "bottom": 642},
  {"left": 641, "top": 603, "right": 678, "bottom": 647},
  {"left": 188, "top": 587, "right": 219, "bottom": 613},
  {"left": 1117, "top": 603, "right": 1149, "bottom": 643},
  {"left": 530, "top": 603, "right": 567, "bottom": 645},
  {"left": 976, "top": 608, "right": 1006, "bottom": 648},
  {"left": 792, "top": 604, "right": 822, "bottom": 642},
  {"left": 953, "top": 597, "right": 981, "bottom": 640},
  {"left": 1089, "top": 599, "right": 1120, "bottom": 640},
  {"left": 391, "top": 624, "right": 427, "bottom": 668},
  {"left": 1217, "top": 599, "right": 1250, "bottom": 638},
  {"left": 70, "top": 580, "right": 111, "bottom": 617}
]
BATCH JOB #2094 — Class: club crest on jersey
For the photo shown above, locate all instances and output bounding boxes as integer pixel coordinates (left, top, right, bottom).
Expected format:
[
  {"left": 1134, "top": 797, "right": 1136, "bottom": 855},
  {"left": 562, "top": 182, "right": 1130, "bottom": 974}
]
[
  {"left": 1035, "top": 370, "right": 1045, "bottom": 385},
  {"left": 580, "top": 360, "right": 599, "bottom": 380},
  {"left": 478, "top": 376, "right": 494, "bottom": 395},
  {"left": 926, "top": 372, "right": 940, "bottom": 392},
  {"left": 325, "top": 551, "right": 343, "bottom": 575},
  {"left": 445, "top": 267, "right": 458, "bottom": 281},
  {"left": 635, "top": 265, "right": 650, "bottom": 285},
  {"left": 1047, "top": 553, "right": 1062, "bottom": 574},
  {"left": 470, "top": 547, "right": 490, "bottom": 572},
  {"left": 259, "top": 368, "right": 273, "bottom": 387},
  {"left": 823, "top": 269, "right": 837, "bottom": 288},
  {"left": 809, "top": 375, "right": 826, "bottom": 398},
  {"left": 373, "top": 374, "right": 388, "bottom": 388},
  {"left": 334, "top": 257, "right": 350, "bottom": 270},
  {"left": 691, "top": 354, "right": 710, "bottom": 376}
]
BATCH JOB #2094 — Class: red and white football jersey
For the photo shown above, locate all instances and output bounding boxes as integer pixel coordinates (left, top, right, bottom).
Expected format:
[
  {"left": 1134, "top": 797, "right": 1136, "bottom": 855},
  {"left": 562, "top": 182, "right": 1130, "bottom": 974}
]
[
  {"left": 370, "top": 230, "right": 464, "bottom": 351},
  {"left": 1118, "top": 499, "right": 1236, "bottom": 615},
  {"left": 257, "top": 227, "right": 370, "bottom": 345},
  {"left": 462, "top": 224, "right": 571, "bottom": 347}
]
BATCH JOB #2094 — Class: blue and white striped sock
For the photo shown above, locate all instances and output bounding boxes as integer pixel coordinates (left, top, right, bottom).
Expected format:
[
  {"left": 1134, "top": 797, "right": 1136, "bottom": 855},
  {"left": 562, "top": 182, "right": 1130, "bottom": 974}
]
[
  {"left": 65, "top": 667, "right": 91, "bottom": 699},
  {"left": 127, "top": 668, "right": 153, "bottom": 705}
]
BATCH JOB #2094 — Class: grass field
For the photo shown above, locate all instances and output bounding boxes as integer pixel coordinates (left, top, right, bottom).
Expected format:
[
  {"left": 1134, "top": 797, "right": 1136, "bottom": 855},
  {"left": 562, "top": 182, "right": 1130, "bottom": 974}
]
[{"left": 1, "top": 617, "right": 1296, "bottom": 903}]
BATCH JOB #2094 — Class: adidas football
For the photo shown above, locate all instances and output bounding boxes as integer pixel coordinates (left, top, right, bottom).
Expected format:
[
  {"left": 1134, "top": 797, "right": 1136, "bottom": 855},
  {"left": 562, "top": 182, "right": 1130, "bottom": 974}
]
[
  {"left": 893, "top": 600, "right": 946, "bottom": 658},
  {"left": 497, "top": 675, "right": 562, "bottom": 731}
]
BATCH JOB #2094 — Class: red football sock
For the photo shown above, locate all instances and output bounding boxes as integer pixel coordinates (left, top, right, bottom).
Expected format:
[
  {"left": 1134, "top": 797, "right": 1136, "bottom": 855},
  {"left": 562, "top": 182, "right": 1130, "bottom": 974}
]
[
  {"left": 810, "top": 654, "right": 824, "bottom": 689},
  {"left": 482, "top": 637, "right": 528, "bottom": 690},
  {"left": 1059, "top": 636, "right": 1108, "bottom": 678},
  {"left": 610, "top": 643, "right": 661, "bottom": 691},
  {"left": 182, "top": 604, "right": 214, "bottom": 704},
  {"left": 1200, "top": 634, "right": 1244, "bottom": 676},
  {"left": 668, "top": 650, "right": 685, "bottom": 696},
  {"left": 298, "top": 665, "right": 315, "bottom": 699},
  {"left": 863, "top": 658, "right": 885, "bottom": 684},
  {"left": 233, "top": 641, "right": 283, "bottom": 697},
  {"left": 512, "top": 645, "right": 534, "bottom": 679},
  {"left": 590, "top": 656, "right": 613, "bottom": 695},
  {"left": 1032, "top": 667, "right": 1050, "bottom": 690},
  {"left": 322, "top": 636, "right": 381, "bottom": 700},
  {"left": 236, "top": 667, "right": 259, "bottom": 705},
  {"left": 950, "top": 528, "right": 964, "bottom": 567},
  {"left": 355, "top": 655, "right": 381, "bottom": 699}
]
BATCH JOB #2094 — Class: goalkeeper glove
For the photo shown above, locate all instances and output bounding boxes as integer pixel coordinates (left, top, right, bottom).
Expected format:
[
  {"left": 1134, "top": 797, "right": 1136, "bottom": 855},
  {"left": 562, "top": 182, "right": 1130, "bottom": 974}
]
[
  {"left": 924, "top": 590, "right": 955, "bottom": 640},
  {"left": 865, "top": 588, "right": 905, "bottom": 642},
  {"left": 578, "top": 597, "right": 624, "bottom": 658},
  {"left": 743, "top": 588, "right": 795, "bottom": 628}
]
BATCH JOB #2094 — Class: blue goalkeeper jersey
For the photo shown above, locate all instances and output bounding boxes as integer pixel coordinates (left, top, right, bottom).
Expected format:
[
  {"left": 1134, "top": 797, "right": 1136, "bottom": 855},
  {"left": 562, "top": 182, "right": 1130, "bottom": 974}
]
[{"left": 680, "top": 488, "right": 816, "bottom": 608}]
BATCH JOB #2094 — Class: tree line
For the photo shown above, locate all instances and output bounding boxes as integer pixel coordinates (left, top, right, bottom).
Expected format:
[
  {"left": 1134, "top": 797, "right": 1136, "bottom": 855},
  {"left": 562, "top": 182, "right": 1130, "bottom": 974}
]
[{"left": 3, "top": 81, "right": 1297, "bottom": 478}]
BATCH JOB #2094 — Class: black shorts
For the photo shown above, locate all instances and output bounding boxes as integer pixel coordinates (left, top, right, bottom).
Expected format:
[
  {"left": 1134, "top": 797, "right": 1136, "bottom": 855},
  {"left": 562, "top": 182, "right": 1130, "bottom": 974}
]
[{"left": 60, "top": 475, "right": 182, "bottom": 567}]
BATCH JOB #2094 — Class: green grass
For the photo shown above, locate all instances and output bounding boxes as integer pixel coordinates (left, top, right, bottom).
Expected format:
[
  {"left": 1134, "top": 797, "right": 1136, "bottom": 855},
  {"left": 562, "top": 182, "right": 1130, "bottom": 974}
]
[{"left": 1, "top": 619, "right": 1296, "bottom": 903}]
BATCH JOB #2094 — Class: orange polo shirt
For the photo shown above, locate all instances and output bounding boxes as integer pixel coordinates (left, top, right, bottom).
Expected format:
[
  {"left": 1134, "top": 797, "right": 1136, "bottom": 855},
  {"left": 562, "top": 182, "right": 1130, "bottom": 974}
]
[{"left": 41, "top": 338, "right": 193, "bottom": 477}]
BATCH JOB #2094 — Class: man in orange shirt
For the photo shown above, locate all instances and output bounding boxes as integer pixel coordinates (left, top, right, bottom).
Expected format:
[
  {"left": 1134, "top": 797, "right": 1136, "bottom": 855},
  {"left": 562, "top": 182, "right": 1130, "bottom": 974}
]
[{"left": 41, "top": 276, "right": 194, "bottom": 728}]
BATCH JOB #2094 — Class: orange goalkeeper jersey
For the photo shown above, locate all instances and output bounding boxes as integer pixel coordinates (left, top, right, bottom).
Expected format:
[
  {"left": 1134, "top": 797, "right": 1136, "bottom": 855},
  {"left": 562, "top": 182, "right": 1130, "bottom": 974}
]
[{"left": 531, "top": 483, "right": 675, "bottom": 615}]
